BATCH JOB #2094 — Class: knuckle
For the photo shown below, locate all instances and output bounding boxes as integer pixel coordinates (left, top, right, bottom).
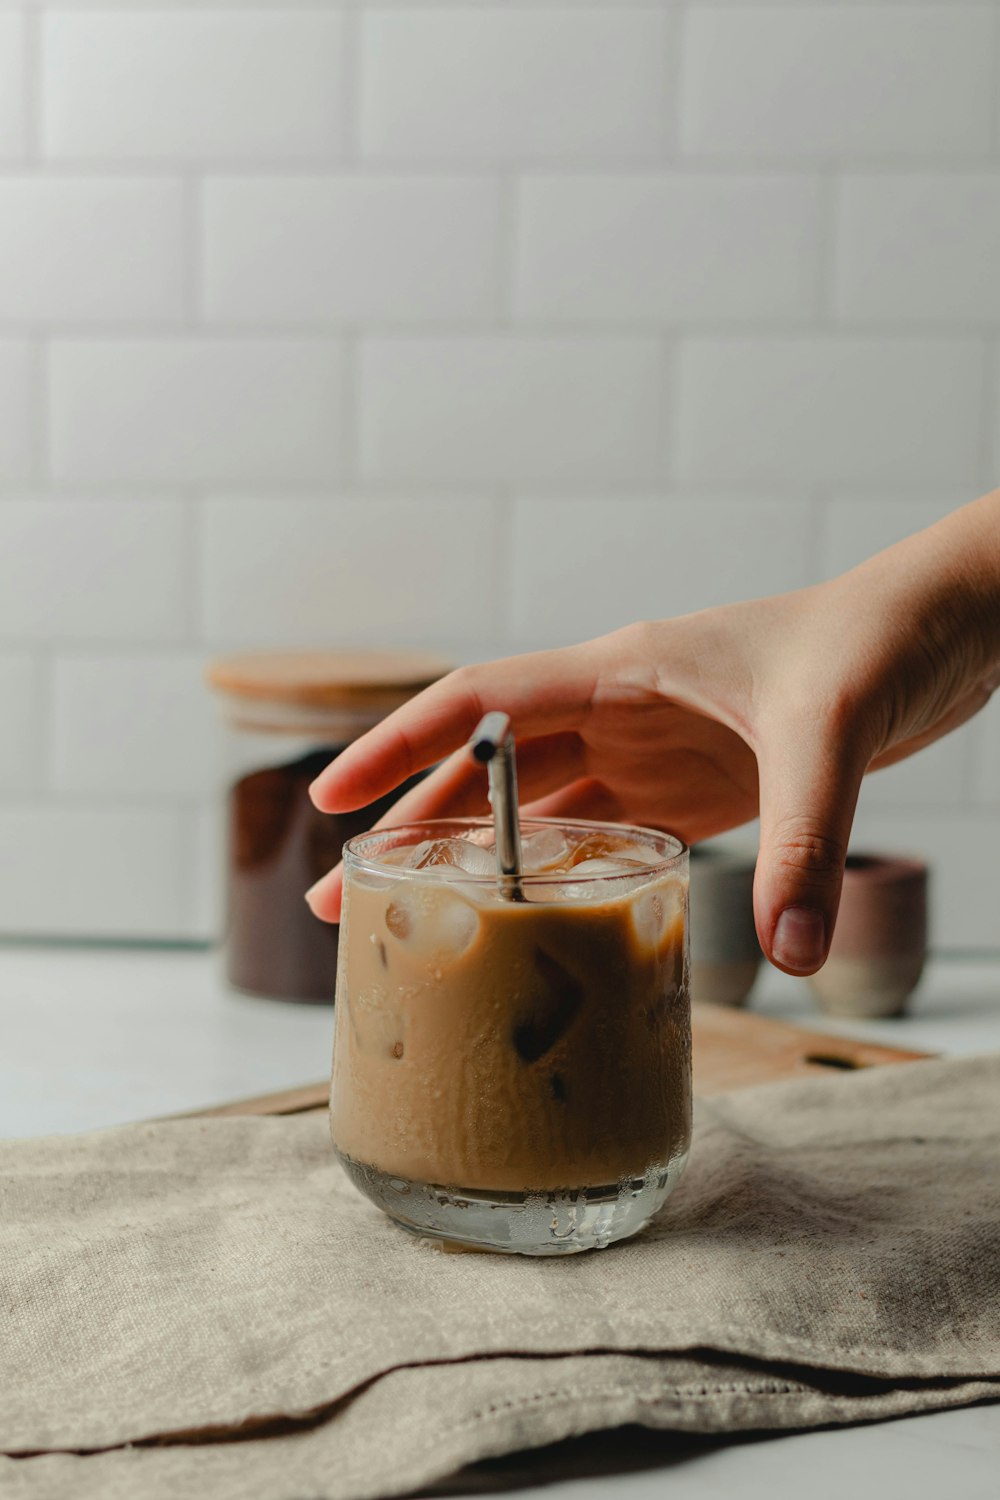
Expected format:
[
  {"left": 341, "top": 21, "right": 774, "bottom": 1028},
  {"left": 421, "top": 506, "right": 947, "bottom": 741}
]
[
  {"left": 625, "top": 619, "right": 661, "bottom": 653},
  {"left": 603, "top": 618, "right": 658, "bottom": 655},
  {"left": 447, "top": 663, "right": 473, "bottom": 692},
  {"left": 444, "top": 664, "right": 484, "bottom": 719},
  {"left": 771, "top": 823, "right": 845, "bottom": 887}
]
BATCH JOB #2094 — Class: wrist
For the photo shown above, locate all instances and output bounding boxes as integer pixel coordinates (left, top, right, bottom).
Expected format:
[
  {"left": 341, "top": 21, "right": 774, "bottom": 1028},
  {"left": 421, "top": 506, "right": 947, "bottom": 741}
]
[{"left": 850, "top": 490, "right": 1000, "bottom": 675}]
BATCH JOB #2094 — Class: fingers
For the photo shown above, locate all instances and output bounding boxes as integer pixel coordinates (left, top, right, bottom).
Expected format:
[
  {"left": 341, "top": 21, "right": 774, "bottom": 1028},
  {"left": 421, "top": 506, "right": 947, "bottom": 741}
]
[
  {"left": 374, "top": 747, "right": 489, "bottom": 825},
  {"left": 521, "top": 777, "right": 626, "bottom": 824},
  {"left": 310, "top": 645, "right": 598, "bottom": 814},
  {"left": 754, "top": 713, "right": 869, "bottom": 976},
  {"left": 306, "top": 863, "right": 344, "bottom": 924},
  {"left": 373, "top": 731, "right": 589, "bottom": 826},
  {"left": 305, "top": 731, "right": 591, "bottom": 925}
]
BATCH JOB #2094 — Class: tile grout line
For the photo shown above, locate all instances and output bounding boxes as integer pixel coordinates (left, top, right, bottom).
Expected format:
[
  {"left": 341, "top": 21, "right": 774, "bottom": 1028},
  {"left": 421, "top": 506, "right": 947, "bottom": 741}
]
[
  {"left": 183, "top": 494, "right": 207, "bottom": 649},
  {"left": 977, "top": 335, "right": 998, "bottom": 493},
  {"left": 183, "top": 175, "right": 204, "bottom": 329},
  {"left": 0, "top": 479, "right": 969, "bottom": 503},
  {"left": 341, "top": 330, "right": 359, "bottom": 487},
  {"left": 490, "top": 492, "right": 516, "bottom": 657},
  {"left": 815, "top": 170, "right": 839, "bottom": 324},
  {"left": 658, "top": 332, "right": 674, "bottom": 483},
  {"left": 958, "top": 713, "right": 982, "bottom": 813},
  {"left": 808, "top": 485, "right": 829, "bottom": 585},
  {"left": 27, "top": 156, "right": 1000, "bottom": 178},
  {"left": 5, "top": 637, "right": 222, "bottom": 660},
  {"left": 662, "top": 0, "right": 687, "bottom": 164},
  {"left": 497, "top": 173, "right": 517, "bottom": 324},
  {"left": 341, "top": 0, "right": 359, "bottom": 165},
  {"left": 31, "top": 334, "right": 49, "bottom": 488},
  {"left": 23, "top": 5, "right": 42, "bottom": 164},
  {"left": 5, "top": 319, "right": 998, "bottom": 341},
  {"left": 25, "top": 644, "right": 46, "bottom": 800},
  {"left": 35, "top": 645, "right": 57, "bottom": 799}
]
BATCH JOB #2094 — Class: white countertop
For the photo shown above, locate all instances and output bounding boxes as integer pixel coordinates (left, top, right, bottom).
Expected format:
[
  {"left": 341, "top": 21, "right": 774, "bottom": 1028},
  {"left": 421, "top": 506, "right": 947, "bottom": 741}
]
[{"left": 2, "top": 944, "right": 998, "bottom": 1497}]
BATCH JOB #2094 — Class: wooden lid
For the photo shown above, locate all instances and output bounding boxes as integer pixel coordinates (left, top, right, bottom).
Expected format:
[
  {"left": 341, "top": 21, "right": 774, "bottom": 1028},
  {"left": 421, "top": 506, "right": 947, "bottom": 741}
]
[{"left": 205, "top": 650, "right": 451, "bottom": 710}]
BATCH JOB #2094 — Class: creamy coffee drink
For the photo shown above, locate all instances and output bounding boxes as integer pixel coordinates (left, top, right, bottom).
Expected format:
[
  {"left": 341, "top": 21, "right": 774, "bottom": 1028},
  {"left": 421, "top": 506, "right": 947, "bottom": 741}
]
[{"left": 331, "top": 819, "right": 691, "bottom": 1254}]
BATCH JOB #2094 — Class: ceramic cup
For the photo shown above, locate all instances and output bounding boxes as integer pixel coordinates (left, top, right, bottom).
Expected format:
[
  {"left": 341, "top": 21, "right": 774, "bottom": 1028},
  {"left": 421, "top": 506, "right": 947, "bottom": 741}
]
[
  {"left": 808, "top": 853, "right": 928, "bottom": 1019},
  {"left": 689, "top": 846, "right": 761, "bottom": 1008}
]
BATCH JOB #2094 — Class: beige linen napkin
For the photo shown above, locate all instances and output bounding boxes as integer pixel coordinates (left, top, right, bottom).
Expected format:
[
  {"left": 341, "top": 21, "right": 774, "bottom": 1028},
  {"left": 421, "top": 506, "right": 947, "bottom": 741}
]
[{"left": 2, "top": 1055, "right": 999, "bottom": 1499}]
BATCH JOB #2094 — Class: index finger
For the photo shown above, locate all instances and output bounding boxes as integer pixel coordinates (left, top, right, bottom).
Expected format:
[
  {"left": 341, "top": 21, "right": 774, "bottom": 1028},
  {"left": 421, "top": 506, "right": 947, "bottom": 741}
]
[{"left": 309, "top": 641, "right": 599, "bottom": 813}]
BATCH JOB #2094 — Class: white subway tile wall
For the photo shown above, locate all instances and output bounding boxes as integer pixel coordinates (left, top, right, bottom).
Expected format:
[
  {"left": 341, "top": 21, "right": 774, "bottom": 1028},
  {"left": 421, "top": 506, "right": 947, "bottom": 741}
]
[
  {"left": 0, "top": 654, "right": 39, "bottom": 795},
  {"left": 49, "top": 340, "right": 346, "bottom": 484},
  {"left": 360, "top": 336, "right": 663, "bottom": 484},
  {"left": 50, "top": 653, "right": 214, "bottom": 799},
  {"left": 0, "top": 15, "right": 27, "bottom": 162},
  {"left": 0, "top": 2, "right": 998, "bottom": 947},
  {"left": 0, "top": 342, "right": 37, "bottom": 481},
  {"left": 514, "top": 175, "right": 824, "bottom": 325},
  {"left": 508, "top": 496, "right": 814, "bottom": 647},
  {"left": 680, "top": 8, "right": 996, "bottom": 159},
  {"left": 42, "top": 13, "right": 346, "bottom": 162},
  {"left": 835, "top": 175, "right": 1000, "bottom": 325},
  {"left": 203, "top": 177, "right": 503, "bottom": 325},
  {"left": 974, "top": 697, "right": 1000, "bottom": 806},
  {"left": 671, "top": 338, "right": 985, "bottom": 486},
  {"left": 358, "top": 9, "right": 671, "bottom": 162},
  {"left": 0, "top": 179, "right": 187, "bottom": 324},
  {"left": 0, "top": 805, "right": 193, "bottom": 940},
  {"left": 0, "top": 502, "right": 189, "bottom": 642},
  {"left": 201, "top": 497, "right": 502, "bottom": 650}
]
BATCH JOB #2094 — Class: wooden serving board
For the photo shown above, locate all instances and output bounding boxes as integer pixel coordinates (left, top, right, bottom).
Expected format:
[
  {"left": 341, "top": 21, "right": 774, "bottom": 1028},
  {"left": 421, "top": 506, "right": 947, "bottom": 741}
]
[{"left": 173, "top": 1004, "right": 930, "bottom": 1122}]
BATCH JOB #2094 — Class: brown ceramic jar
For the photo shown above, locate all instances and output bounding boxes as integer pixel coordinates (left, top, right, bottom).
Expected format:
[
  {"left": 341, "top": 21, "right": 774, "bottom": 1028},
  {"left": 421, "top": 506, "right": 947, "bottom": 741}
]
[
  {"left": 206, "top": 650, "right": 449, "bottom": 1003},
  {"left": 808, "top": 853, "right": 928, "bottom": 1019}
]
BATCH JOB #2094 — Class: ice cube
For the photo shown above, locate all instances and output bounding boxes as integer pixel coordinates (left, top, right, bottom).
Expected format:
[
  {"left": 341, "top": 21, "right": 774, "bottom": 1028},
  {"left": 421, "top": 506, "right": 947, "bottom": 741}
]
[
  {"left": 349, "top": 982, "right": 405, "bottom": 1058},
  {"left": 568, "top": 856, "right": 636, "bottom": 877},
  {"left": 408, "top": 838, "right": 454, "bottom": 869},
  {"left": 384, "top": 884, "right": 479, "bottom": 958},
  {"left": 526, "top": 877, "right": 611, "bottom": 904},
  {"left": 447, "top": 839, "right": 496, "bottom": 878},
  {"left": 623, "top": 841, "right": 666, "bottom": 868},
  {"left": 560, "top": 882, "right": 624, "bottom": 903},
  {"left": 406, "top": 837, "right": 495, "bottom": 879},
  {"left": 565, "top": 831, "right": 634, "bottom": 865},
  {"left": 385, "top": 897, "right": 413, "bottom": 940},
  {"left": 630, "top": 878, "right": 685, "bottom": 952},
  {"left": 520, "top": 826, "right": 572, "bottom": 873},
  {"left": 512, "top": 949, "right": 583, "bottom": 1062},
  {"left": 417, "top": 885, "right": 480, "bottom": 957},
  {"left": 527, "top": 855, "right": 650, "bottom": 902}
]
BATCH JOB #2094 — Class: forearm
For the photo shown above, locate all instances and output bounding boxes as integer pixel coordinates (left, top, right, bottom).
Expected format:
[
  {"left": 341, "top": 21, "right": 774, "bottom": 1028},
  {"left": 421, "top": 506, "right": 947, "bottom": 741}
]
[
  {"left": 921, "top": 488, "right": 1000, "bottom": 652},
  {"left": 848, "top": 489, "right": 1000, "bottom": 677}
]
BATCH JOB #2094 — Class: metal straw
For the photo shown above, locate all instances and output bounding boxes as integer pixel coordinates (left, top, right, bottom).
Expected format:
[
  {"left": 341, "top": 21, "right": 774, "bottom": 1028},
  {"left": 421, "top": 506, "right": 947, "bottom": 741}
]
[{"left": 469, "top": 710, "right": 524, "bottom": 902}]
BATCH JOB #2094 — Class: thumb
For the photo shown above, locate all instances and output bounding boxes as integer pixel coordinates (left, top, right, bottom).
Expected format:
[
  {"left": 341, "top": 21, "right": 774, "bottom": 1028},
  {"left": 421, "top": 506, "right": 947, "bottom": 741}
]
[{"left": 754, "top": 720, "right": 866, "bottom": 975}]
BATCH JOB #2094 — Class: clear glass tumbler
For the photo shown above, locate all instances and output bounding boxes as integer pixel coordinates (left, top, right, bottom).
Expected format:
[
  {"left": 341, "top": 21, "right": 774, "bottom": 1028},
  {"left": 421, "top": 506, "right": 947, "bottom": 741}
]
[{"left": 331, "top": 818, "right": 691, "bottom": 1255}]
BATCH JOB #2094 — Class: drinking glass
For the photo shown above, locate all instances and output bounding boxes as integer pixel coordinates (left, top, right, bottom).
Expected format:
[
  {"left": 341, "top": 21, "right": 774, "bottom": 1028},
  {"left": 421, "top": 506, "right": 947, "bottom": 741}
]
[{"left": 331, "top": 817, "right": 691, "bottom": 1255}]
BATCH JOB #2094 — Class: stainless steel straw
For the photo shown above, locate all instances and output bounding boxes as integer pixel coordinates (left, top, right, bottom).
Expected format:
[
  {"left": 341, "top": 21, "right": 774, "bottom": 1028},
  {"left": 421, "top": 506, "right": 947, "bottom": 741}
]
[{"left": 469, "top": 710, "right": 524, "bottom": 902}]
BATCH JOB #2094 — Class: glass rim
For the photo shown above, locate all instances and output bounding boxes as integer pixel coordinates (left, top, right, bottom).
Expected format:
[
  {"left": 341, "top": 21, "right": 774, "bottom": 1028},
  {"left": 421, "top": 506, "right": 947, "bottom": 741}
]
[{"left": 343, "top": 816, "right": 688, "bottom": 884}]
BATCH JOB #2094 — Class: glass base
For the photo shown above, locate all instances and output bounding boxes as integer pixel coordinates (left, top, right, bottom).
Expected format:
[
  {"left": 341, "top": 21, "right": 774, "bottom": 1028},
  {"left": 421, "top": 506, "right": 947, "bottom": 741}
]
[{"left": 336, "top": 1150, "right": 689, "bottom": 1256}]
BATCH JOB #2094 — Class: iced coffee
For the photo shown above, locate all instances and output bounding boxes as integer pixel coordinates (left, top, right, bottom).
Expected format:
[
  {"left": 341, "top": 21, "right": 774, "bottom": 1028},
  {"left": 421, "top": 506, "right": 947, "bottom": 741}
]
[{"left": 331, "top": 818, "right": 690, "bottom": 1254}]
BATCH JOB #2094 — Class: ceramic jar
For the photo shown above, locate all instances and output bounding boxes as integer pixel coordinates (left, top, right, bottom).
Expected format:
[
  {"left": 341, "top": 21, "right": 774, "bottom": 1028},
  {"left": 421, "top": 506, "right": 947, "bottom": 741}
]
[
  {"left": 808, "top": 853, "right": 928, "bottom": 1019},
  {"left": 689, "top": 846, "right": 761, "bottom": 1007},
  {"left": 206, "top": 649, "right": 450, "bottom": 1004}
]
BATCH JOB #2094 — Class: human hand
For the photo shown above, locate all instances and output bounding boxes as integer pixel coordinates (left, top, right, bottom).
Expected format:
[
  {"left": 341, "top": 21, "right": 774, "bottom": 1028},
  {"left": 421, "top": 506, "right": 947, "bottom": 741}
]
[{"left": 308, "top": 494, "right": 1000, "bottom": 974}]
